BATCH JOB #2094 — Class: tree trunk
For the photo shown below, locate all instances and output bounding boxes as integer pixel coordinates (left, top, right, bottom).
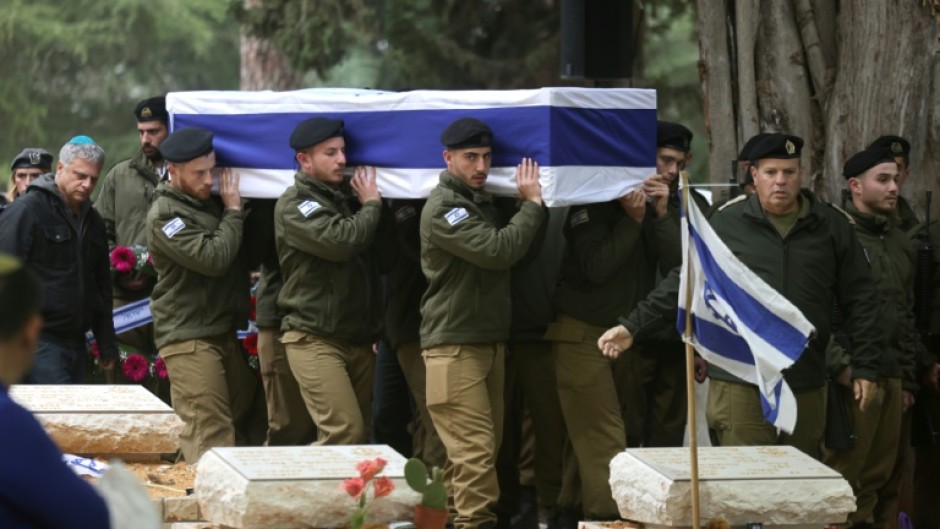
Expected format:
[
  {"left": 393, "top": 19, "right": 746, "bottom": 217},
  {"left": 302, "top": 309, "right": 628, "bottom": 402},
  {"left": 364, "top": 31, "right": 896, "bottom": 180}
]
[
  {"left": 695, "top": 0, "right": 939, "bottom": 217},
  {"left": 239, "top": 0, "right": 302, "bottom": 90}
]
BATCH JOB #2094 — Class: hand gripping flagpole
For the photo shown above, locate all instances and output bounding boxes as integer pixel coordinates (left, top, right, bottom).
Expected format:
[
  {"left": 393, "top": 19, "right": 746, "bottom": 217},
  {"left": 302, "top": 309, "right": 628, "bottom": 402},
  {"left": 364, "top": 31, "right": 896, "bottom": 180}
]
[{"left": 680, "top": 171, "right": 702, "bottom": 529}]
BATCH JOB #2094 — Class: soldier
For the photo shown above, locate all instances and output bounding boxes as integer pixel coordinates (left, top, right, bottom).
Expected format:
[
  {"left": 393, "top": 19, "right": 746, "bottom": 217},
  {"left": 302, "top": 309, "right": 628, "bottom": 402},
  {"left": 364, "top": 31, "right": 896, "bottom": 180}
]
[
  {"left": 95, "top": 96, "right": 170, "bottom": 393},
  {"left": 545, "top": 125, "right": 681, "bottom": 520},
  {"left": 599, "top": 133, "right": 884, "bottom": 460},
  {"left": 653, "top": 121, "right": 709, "bottom": 215},
  {"left": 275, "top": 117, "right": 383, "bottom": 445},
  {"left": 420, "top": 117, "right": 544, "bottom": 529},
  {"left": 0, "top": 136, "right": 118, "bottom": 383},
  {"left": 824, "top": 146, "right": 921, "bottom": 529},
  {"left": 867, "top": 136, "right": 918, "bottom": 232},
  {"left": 148, "top": 127, "right": 264, "bottom": 462},
  {"left": 6, "top": 148, "right": 53, "bottom": 204}
]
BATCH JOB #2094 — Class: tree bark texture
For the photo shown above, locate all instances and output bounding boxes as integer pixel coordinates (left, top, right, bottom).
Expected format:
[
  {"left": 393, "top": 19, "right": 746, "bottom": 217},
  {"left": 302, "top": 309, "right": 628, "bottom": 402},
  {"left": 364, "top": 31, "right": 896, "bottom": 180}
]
[
  {"left": 694, "top": 0, "right": 939, "bottom": 216},
  {"left": 239, "top": 0, "right": 302, "bottom": 90}
]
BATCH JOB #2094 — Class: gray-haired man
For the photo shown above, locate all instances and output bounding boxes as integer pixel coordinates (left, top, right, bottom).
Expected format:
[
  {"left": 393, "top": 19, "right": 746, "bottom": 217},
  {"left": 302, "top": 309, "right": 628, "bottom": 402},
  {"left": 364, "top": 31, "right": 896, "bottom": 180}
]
[{"left": 0, "top": 136, "right": 118, "bottom": 383}]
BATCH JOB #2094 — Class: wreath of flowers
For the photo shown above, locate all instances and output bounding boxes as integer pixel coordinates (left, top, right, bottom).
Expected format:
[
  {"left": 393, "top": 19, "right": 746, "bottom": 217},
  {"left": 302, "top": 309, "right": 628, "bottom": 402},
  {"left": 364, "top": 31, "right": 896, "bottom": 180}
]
[
  {"left": 87, "top": 340, "right": 167, "bottom": 382},
  {"left": 109, "top": 245, "right": 156, "bottom": 277}
]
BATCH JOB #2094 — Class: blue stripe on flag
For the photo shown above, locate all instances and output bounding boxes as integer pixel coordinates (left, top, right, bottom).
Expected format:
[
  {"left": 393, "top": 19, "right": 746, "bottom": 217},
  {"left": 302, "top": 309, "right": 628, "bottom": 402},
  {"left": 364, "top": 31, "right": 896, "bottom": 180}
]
[
  {"left": 688, "top": 222, "right": 807, "bottom": 362},
  {"left": 760, "top": 380, "right": 785, "bottom": 424},
  {"left": 173, "top": 107, "right": 656, "bottom": 170},
  {"left": 679, "top": 308, "right": 755, "bottom": 365}
]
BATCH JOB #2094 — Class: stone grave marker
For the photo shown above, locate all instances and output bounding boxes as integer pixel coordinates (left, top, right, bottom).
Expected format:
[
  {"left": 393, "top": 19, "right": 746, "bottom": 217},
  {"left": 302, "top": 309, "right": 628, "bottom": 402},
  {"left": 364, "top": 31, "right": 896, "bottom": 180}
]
[
  {"left": 196, "top": 444, "right": 422, "bottom": 529},
  {"left": 609, "top": 446, "right": 855, "bottom": 529},
  {"left": 10, "top": 385, "right": 183, "bottom": 455}
]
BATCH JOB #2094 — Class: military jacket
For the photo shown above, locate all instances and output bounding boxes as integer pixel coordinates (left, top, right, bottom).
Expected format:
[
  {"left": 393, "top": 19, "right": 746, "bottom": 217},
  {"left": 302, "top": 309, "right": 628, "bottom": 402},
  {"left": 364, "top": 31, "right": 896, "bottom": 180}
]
[
  {"left": 274, "top": 172, "right": 383, "bottom": 344},
  {"left": 378, "top": 199, "right": 426, "bottom": 349},
  {"left": 622, "top": 190, "right": 883, "bottom": 390},
  {"left": 554, "top": 200, "right": 680, "bottom": 328},
  {"left": 147, "top": 183, "right": 246, "bottom": 349},
  {"left": 95, "top": 150, "right": 163, "bottom": 300},
  {"left": 419, "top": 171, "right": 544, "bottom": 349}
]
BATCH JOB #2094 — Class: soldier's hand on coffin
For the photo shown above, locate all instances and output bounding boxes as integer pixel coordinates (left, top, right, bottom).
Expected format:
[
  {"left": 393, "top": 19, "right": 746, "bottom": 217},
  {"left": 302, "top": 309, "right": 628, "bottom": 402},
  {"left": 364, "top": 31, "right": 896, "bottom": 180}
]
[
  {"left": 643, "top": 174, "right": 670, "bottom": 218},
  {"left": 693, "top": 355, "right": 708, "bottom": 383},
  {"left": 515, "top": 158, "right": 542, "bottom": 205},
  {"left": 218, "top": 168, "right": 242, "bottom": 211},
  {"left": 901, "top": 390, "right": 915, "bottom": 413},
  {"left": 598, "top": 325, "right": 633, "bottom": 359},
  {"left": 619, "top": 189, "right": 646, "bottom": 223},
  {"left": 854, "top": 378, "right": 876, "bottom": 412},
  {"left": 352, "top": 166, "right": 381, "bottom": 204}
]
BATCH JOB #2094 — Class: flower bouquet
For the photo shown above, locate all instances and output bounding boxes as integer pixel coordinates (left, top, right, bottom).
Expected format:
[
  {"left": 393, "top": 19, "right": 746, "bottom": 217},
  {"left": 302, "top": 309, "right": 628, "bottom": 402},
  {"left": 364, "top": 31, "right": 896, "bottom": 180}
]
[
  {"left": 342, "top": 457, "right": 395, "bottom": 529},
  {"left": 109, "top": 245, "right": 156, "bottom": 278}
]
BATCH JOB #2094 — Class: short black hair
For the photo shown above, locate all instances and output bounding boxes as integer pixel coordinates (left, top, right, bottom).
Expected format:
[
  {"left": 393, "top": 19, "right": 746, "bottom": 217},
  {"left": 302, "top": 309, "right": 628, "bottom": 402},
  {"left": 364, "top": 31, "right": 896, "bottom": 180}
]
[{"left": 0, "top": 254, "right": 41, "bottom": 341}]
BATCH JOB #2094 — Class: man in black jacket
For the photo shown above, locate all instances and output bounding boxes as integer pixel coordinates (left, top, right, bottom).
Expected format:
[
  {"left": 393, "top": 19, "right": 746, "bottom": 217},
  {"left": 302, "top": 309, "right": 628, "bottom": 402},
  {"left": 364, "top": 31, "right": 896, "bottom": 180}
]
[{"left": 0, "top": 136, "right": 118, "bottom": 383}]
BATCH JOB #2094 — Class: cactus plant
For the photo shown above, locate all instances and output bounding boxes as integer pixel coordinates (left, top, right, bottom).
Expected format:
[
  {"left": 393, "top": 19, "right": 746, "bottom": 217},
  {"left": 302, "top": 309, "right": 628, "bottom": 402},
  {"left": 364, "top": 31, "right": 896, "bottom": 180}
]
[{"left": 404, "top": 458, "right": 447, "bottom": 510}]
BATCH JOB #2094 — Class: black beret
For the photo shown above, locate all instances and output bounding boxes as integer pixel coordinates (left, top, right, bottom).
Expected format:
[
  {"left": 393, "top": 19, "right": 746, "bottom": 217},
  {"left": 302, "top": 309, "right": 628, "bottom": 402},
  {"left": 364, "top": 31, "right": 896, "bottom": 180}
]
[
  {"left": 842, "top": 146, "right": 897, "bottom": 179},
  {"left": 657, "top": 121, "right": 693, "bottom": 152},
  {"left": 747, "top": 133, "right": 803, "bottom": 161},
  {"left": 159, "top": 127, "right": 214, "bottom": 163},
  {"left": 867, "top": 135, "right": 910, "bottom": 158},
  {"left": 290, "top": 118, "right": 344, "bottom": 151},
  {"left": 10, "top": 148, "right": 53, "bottom": 171},
  {"left": 440, "top": 118, "right": 493, "bottom": 149},
  {"left": 738, "top": 133, "right": 774, "bottom": 162},
  {"left": 135, "top": 96, "right": 168, "bottom": 123}
]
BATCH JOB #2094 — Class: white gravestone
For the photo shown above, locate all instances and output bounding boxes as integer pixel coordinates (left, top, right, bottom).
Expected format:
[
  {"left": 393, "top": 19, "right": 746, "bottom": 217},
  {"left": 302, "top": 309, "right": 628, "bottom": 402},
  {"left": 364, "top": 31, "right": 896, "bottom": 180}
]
[
  {"left": 609, "top": 446, "right": 855, "bottom": 529},
  {"left": 10, "top": 385, "right": 183, "bottom": 455},
  {"left": 196, "top": 445, "right": 422, "bottom": 529}
]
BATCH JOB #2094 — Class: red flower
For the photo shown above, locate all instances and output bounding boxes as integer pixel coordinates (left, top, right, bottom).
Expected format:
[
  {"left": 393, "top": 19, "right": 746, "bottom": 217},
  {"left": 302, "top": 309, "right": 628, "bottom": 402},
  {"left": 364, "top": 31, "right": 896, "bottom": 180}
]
[
  {"left": 122, "top": 353, "right": 150, "bottom": 382},
  {"left": 242, "top": 333, "right": 258, "bottom": 356},
  {"left": 88, "top": 340, "right": 100, "bottom": 359},
  {"left": 342, "top": 477, "right": 366, "bottom": 499},
  {"left": 110, "top": 246, "right": 136, "bottom": 274},
  {"left": 372, "top": 476, "right": 395, "bottom": 498},
  {"left": 154, "top": 357, "right": 168, "bottom": 379},
  {"left": 249, "top": 295, "right": 257, "bottom": 322},
  {"left": 357, "top": 457, "right": 387, "bottom": 481}
]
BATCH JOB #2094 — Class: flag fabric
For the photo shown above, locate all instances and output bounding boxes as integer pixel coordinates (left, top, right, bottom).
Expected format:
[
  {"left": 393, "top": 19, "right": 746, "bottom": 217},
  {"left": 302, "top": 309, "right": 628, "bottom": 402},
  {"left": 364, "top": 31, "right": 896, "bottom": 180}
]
[
  {"left": 676, "top": 187, "right": 815, "bottom": 433},
  {"left": 166, "top": 87, "right": 656, "bottom": 207}
]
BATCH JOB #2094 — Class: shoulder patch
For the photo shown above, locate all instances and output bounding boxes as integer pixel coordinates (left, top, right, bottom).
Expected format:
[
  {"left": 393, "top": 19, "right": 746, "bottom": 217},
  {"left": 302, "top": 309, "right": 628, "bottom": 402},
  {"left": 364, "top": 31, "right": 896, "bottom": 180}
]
[
  {"left": 444, "top": 207, "right": 470, "bottom": 226},
  {"left": 826, "top": 203, "right": 855, "bottom": 225},
  {"left": 297, "top": 200, "right": 321, "bottom": 218},
  {"left": 717, "top": 194, "right": 748, "bottom": 212},
  {"left": 162, "top": 217, "right": 185, "bottom": 239},
  {"left": 569, "top": 208, "right": 590, "bottom": 228},
  {"left": 395, "top": 205, "right": 417, "bottom": 223}
]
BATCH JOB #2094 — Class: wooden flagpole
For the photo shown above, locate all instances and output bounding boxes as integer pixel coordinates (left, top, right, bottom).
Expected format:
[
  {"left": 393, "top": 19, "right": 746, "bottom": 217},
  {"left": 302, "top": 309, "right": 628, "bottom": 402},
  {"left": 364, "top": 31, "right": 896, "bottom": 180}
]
[{"left": 680, "top": 171, "right": 702, "bottom": 529}]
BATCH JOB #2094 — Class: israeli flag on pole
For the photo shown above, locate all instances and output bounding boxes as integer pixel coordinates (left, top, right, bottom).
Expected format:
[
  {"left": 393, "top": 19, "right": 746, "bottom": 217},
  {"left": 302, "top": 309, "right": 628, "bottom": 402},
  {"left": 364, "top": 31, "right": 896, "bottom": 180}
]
[{"left": 676, "top": 189, "right": 814, "bottom": 434}]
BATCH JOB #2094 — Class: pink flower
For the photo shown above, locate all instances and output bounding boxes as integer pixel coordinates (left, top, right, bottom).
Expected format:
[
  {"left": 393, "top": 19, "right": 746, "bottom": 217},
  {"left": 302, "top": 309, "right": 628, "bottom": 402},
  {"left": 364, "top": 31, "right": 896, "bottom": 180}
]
[
  {"left": 88, "top": 340, "right": 100, "bottom": 359},
  {"left": 372, "top": 476, "right": 394, "bottom": 498},
  {"left": 110, "top": 246, "right": 136, "bottom": 274},
  {"left": 249, "top": 295, "right": 257, "bottom": 322},
  {"left": 122, "top": 353, "right": 150, "bottom": 382},
  {"left": 357, "top": 458, "right": 387, "bottom": 481},
  {"left": 342, "top": 477, "right": 366, "bottom": 499},
  {"left": 154, "top": 357, "right": 168, "bottom": 379},
  {"left": 242, "top": 334, "right": 258, "bottom": 356}
]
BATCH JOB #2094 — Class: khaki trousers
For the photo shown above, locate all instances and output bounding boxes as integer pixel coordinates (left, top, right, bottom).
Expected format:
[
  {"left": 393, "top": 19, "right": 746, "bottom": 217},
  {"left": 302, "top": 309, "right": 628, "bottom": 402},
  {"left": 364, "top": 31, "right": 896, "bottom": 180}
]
[
  {"left": 257, "top": 327, "right": 316, "bottom": 445},
  {"left": 160, "top": 334, "right": 265, "bottom": 463},
  {"left": 549, "top": 314, "right": 627, "bottom": 518},
  {"left": 282, "top": 331, "right": 374, "bottom": 445},
  {"left": 874, "top": 403, "right": 912, "bottom": 529},
  {"left": 706, "top": 379, "right": 827, "bottom": 460},
  {"left": 398, "top": 341, "right": 446, "bottom": 468},
  {"left": 424, "top": 343, "right": 505, "bottom": 529},
  {"left": 825, "top": 378, "right": 902, "bottom": 526}
]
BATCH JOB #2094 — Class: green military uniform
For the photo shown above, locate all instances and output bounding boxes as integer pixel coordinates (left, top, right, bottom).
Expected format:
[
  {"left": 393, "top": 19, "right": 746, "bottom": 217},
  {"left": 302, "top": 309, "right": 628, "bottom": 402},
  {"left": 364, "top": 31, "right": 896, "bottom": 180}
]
[
  {"left": 147, "top": 183, "right": 263, "bottom": 462},
  {"left": 420, "top": 170, "right": 544, "bottom": 529},
  {"left": 547, "top": 198, "right": 679, "bottom": 518},
  {"left": 621, "top": 189, "right": 883, "bottom": 460},
  {"left": 380, "top": 199, "right": 446, "bottom": 467},
  {"left": 824, "top": 200, "right": 921, "bottom": 527},
  {"left": 95, "top": 150, "right": 164, "bottom": 374},
  {"left": 254, "top": 198, "right": 316, "bottom": 446},
  {"left": 275, "top": 172, "right": 383, "bottom": 445}
]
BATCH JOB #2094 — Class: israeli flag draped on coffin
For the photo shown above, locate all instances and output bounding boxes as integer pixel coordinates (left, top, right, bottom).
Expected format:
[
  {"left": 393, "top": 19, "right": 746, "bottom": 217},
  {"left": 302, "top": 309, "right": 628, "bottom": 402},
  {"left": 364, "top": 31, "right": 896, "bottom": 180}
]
[
  {"left": 166, "top": 88, "right": 656, "bottom": 207},
  {"left": 676, "top": 187, "right": 815, "bottom": 434}
]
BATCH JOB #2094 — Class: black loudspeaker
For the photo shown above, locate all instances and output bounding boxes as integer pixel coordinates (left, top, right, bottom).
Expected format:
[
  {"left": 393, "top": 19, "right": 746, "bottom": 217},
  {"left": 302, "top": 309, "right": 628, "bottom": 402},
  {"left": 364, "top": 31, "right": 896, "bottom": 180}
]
[{"left": 560, "top": 0, "right": 636, "bottom": 80}]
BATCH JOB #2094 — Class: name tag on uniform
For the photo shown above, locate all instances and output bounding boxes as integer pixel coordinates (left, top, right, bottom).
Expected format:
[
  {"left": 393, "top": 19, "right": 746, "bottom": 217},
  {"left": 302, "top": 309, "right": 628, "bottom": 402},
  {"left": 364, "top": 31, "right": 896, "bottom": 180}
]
[
  {"left": 395, "top": 205, "right": 416, "bottom": 223},
  {"left": 445, "top": 207, "right": 469, "bottom": 226},
  {"left": 298, "top": 200, "right": 321, "bottom": 218},
  {"left": 162, "top": 217, "right": 185, "bottom": 239},
  {"left": 570, "top": 209, "right": 589, "bottom": 228}
]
